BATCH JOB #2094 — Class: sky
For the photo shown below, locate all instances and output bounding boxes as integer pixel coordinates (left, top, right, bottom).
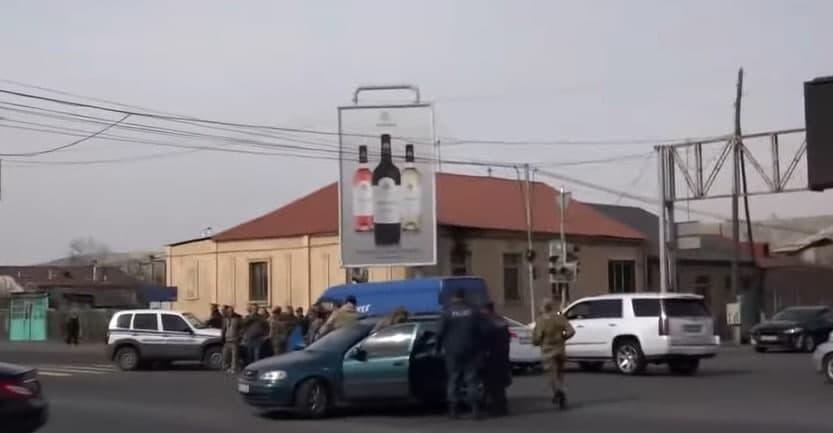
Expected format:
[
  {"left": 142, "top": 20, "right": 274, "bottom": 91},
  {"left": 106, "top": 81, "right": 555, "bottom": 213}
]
[{"left": 1, "top": 0, "right": 832, "bottom": 264}]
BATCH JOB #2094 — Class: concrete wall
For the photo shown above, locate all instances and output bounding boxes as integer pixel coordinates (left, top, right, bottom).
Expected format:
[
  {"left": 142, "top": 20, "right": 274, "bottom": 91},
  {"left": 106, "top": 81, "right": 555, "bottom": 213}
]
[{"left": 170, "top": 231, "right": 645, "bottom": 324}]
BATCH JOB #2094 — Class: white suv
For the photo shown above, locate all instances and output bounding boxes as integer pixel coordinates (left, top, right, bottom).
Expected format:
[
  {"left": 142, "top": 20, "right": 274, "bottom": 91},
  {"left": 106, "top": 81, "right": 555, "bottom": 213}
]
[
  {"left": 563, "top": 293, "right": 720, "bottom": 375},
  {"left": 106, "top": 310, "right": 223, "bottom": 371}
]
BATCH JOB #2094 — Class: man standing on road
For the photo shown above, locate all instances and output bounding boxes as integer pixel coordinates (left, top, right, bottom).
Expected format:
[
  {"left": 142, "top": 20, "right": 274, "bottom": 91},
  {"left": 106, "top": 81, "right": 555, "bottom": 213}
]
[
  {"left": 242, "top": 306, "right": 268, "bottom": 364},
  {"left": 268, "top": 307, "right": 295, "bottom": 356},
  {"left": 436, "top": 289, "right": 485, "bottom": 419},
  {"left": 65, "top": 313, "right": 80, "bottom": 346},
  {"left": 295, "top": 307, "right": 308, "bottom": 337},
  {"left": 481, "top": 302, "right": 511, "bottom": 416},
  {"left": 207, "top": 304, "right": 223, "bottom": 329},
  {"left": 532, "top": 299, "right": 575, "bottom": 409},
  {"left": 221, "top": 305, "right": 242, "bottom": 374}
]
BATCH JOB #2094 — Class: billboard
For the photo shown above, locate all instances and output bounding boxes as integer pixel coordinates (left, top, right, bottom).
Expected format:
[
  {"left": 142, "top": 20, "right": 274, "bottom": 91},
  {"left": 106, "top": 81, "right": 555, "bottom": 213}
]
[
  {"left": 338, "top": 100, "right": 437, "bottom": 267},
  {"left": 804, "top": 76, "right": 833, "bottom": 191}
]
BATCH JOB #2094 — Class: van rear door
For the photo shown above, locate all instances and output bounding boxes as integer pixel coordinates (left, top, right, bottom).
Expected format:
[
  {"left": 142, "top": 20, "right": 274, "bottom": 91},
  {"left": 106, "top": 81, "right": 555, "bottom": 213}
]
[{"left": 663, "top": 297, "right": 715, "bottom": 346}]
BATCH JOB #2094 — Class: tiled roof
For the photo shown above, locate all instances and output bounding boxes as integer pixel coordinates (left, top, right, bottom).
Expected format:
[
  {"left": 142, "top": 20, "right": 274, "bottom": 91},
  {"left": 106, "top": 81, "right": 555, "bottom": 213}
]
[{"left": 212, "top": 173, "right": 645, "bottom": 242}]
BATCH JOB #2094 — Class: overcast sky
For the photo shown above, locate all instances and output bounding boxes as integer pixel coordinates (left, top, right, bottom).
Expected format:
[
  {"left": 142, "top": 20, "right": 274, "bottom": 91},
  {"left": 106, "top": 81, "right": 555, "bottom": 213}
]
[{"left": 1, "top": 0, "right": 832, "bottom": 264}]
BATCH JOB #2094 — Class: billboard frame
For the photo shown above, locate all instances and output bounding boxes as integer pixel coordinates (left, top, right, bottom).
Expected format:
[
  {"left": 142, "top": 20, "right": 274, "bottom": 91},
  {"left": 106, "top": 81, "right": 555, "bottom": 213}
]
[{"left": 337, "top": 85, "right": 438, "bottom": 268}]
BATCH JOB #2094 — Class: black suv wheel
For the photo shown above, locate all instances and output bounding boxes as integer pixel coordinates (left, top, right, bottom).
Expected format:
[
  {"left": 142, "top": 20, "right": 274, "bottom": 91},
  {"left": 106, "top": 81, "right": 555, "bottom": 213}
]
[{"left": 115, "top": 346, "right": 140, "bottom": 371}]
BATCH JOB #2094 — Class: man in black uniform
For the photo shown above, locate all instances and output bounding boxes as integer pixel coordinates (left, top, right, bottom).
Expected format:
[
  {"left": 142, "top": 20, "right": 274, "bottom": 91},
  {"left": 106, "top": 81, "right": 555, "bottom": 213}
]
[
  {"left": 436, "top": 289, "right": 485, "bottom": 419},
  {"left": 481, "top": 302, "right": 511, "bottom": 416}
]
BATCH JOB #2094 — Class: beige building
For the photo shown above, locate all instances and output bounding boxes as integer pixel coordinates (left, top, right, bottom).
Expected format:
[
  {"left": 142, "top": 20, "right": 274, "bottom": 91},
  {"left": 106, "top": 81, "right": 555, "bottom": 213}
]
[{"left": 170, "top": 173, "right": 646, "bottom": 322}]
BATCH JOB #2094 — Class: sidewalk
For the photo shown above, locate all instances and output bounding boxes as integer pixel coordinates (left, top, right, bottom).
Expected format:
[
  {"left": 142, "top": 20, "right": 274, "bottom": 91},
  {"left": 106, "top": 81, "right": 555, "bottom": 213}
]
[{"left": 0, "top": 341, "right": 107, "bottom": 355}]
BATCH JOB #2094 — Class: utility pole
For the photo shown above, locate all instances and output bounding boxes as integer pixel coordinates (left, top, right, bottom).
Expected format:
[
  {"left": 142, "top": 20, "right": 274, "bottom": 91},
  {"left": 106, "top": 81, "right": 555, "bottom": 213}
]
[
  {"left": 731, "top": 68, "right": 744, "bottom": 340},
  {"left": 523, "top": 163, "right": 536, "bottom": 322},
  {"left": 559, "top": 186, "right": 569, "bottom": 308}
]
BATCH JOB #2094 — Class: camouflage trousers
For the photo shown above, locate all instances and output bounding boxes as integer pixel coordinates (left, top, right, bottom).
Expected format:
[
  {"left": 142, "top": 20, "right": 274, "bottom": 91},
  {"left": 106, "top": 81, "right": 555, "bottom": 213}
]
[{"left": 542, "top": 352, "right": 567, "bottom": 393}]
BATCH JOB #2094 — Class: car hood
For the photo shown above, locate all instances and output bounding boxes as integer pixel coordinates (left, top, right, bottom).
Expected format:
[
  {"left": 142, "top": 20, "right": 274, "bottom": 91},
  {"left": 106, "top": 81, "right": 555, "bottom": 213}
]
[
  {"left": 753, "top": 320, "right": 800, "bottom": 331},
  {"left": 247, "top": 349, "right": 336, "bottom": 372},
  {"left": 0, "top": 362, "right": 33, "bottom": 378},
  {"left": 196, "top": 328, "right": 221, "bottom": 338}
]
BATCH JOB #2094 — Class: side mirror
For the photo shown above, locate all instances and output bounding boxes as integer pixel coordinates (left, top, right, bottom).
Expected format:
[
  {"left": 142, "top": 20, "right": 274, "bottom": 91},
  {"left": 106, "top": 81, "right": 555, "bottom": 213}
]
[{"left": 351, "top": 347, "right": 368, "bottom": 362}]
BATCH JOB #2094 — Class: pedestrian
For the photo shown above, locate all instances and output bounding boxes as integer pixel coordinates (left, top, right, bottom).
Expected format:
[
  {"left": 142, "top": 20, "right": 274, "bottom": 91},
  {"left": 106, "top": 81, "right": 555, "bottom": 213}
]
[
  {"left": 268, "top": 306, "right": 293, "bottom": 356},
  {"left": 207, "top": 303, "right": 223, "bottom": 328},
  {"left": 317, "top": 295, "right": 359, "bottom": 337},
  {"left": 436, "top": 289, "right": 485, "bottom": 419},
  {"left": 242, "top": 305, "right": 268, "bottom": 364},
  {"left": 65, "top": 313, "right": 80, "bottom": 345},
  {"left": 371, "top": 306, "right": 409, "bottom": 333},
  {"left": 305, "top": 305, "right": 325, "bottom": 345},
  {"left": 480, "top": 302, "right": 511, "bottom": 416},
  {"left": 295, "top": 307, "right": 309, "bottom": 336},
  {"left": 532, "top": 299, "right": 575, "bottom": 409},
  {"left": 221, "top": 305, "right": 242, "bottom": 374}
]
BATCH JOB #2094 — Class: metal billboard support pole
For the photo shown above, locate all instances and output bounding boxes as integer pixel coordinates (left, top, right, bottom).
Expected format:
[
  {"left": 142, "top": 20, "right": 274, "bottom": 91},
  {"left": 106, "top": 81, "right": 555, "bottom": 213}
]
[
  {"left": 657, "top": 146, "right": 668, "bottom": 293},
  {"left": 523, "top": 164, "right": 537, "bottom": 321}
]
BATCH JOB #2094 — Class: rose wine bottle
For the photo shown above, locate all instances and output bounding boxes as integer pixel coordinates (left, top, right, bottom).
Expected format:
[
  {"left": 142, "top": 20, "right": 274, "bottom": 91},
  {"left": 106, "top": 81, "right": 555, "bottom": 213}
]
[
  {"left": 372, "top": 134, "right": 401, "bottom": 245},
  {"left": 352, "top": 145, "right": 373, "bottom": 232},
  {"left": 401, "top": 144, "right": 422, "bottom": 232}
]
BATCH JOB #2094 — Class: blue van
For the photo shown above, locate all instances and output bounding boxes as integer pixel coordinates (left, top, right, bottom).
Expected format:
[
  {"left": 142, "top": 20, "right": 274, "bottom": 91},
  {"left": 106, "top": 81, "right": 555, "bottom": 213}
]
[{"left": 287, "top": 276, "right": 490, "bottom": 350}]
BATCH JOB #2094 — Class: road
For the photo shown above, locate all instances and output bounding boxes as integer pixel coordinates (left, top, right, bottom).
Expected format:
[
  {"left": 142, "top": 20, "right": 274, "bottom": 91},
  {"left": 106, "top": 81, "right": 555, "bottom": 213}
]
[{"left": 1, "top": 343, "right": 830, "bottom": 433}]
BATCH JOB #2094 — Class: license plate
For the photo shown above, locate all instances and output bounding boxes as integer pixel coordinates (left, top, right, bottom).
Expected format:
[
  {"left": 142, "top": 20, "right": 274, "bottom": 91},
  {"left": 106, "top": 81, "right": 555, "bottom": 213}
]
[
  {"left": 683, "top": 324, "right": 702, "bottom": 333},
  {"left": 760, "top": 335, "right": 778, "bottom": 342},
  {"left": 238, "top": 383, "right": 250, "bottom": 394}
]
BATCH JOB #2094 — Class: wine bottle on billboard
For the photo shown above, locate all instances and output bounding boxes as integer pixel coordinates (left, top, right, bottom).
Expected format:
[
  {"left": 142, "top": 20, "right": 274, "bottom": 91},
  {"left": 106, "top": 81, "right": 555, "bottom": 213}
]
[
  {"left": 372, "top": 134, "right": 401, "bottom": 245},
  {"left": 352, "top": 145, "right": 373, "bottom": 232},
  {"left": 401, "top": 144, "right": 422, "bottom": 232}
]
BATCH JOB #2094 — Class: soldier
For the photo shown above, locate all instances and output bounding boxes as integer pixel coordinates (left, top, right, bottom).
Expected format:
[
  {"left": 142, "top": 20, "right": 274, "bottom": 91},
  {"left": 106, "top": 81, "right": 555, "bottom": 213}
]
[
  {"left": 318, "top": 295, "right": 359, "bottom": 337},
  {"left": 436, "top": 289, "right": 485, "bottom": 419},
  {"left": 268, "top": 306, "right": 291, "bottom": 356},
  {"left": 371, "top": 306, "right": 409, "bottom": 333},
  {"left": 480, "top": 302, "right": 511, "bottom": 416},
  {"left": 532, "top": 299, "right": 575, "bottom": 409},
  {"left": 221, "top": 305, "right": 242, "bottom": 374}
]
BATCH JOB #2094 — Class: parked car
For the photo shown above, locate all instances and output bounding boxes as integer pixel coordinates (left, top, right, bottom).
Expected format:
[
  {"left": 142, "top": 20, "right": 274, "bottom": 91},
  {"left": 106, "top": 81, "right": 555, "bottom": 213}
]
[
  {"left": 238, "top": 319, "right": 447, "bottom": 418},
  {"left": 504, "top": 317, "right": 541, "bottom": 370},
  {"left": 106, "top": 309, "right": 223, "bottom": 371},
  {"left": 0, "top": 362, "right": 48, "bottom": 433},
  {"left": 561, "top": 293, "right": 719, "bottom": 375},
  {"left": 751, "top": 306, "right": 833, "bottom": 353},
  {"left": 812, "top": 332, "right": 833, "bottom": 384}
]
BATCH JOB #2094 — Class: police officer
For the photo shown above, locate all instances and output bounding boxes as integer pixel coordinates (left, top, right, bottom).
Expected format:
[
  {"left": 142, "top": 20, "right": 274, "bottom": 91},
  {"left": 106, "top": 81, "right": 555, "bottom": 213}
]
[
  {"left": 436, "top": 289, "right": 485, "bottom": 419},
  {"left": 480, "top": 302, "right": 511, "bottom": 416},
  {"left": 532, "top": 299, "right": 575, "bottom": 409}
]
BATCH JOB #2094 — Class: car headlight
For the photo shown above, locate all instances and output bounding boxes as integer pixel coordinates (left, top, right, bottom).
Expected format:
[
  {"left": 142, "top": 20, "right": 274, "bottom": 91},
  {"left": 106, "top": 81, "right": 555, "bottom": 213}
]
[
  {"left": 784, "top": 327, "right": 803, "bottom": 334},
  {"left": 259, "top": 370, "right": 287, "bottom": 381}
]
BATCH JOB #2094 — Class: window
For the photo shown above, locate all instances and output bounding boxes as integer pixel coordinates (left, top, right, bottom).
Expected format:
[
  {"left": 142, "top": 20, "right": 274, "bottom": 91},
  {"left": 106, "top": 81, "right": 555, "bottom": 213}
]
[
  {"left": 133, "top": 313, "right": 159, "bottom": 331},
  {"left": 566, "top": 300, "right": 623, "bottom": 320},
  {"left": 632, "top": 299, "right": 661, "bottom": 317},
  {"left": 360, "top": 324, "right": 416, "bottom": 359},
  {"left": 450, "top": 249, "right": 470, "bottom": 276},
  {"left": 116, "top": 314, "right": 132, "bottom": 329},
  {"left": 664, "top": 299, "right": 711, "bottom": 317},
  {"left": 249, "top": 261, "right": 269, "bottom": 303},
  {"left": 592, "top": 299, "right": 623, "bottom": 318},
  {"left": 161, "top": 314, "right": 192, "bottom": 333},
  {"left": 608, "top": 260, "right": 636, "bottom": 293},
  {"left": 503, "top": 253, "right": 522, "bottom": 301}
]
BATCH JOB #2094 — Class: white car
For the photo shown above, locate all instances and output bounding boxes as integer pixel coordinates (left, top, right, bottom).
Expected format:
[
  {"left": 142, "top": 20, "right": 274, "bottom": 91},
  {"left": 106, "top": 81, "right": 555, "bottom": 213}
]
[
  {"left": 106, "top": 310, "right": 223, "bottom": 371},
  {"left": 812, "top": 332, "right": 833, "bottom": 384},
  {"left": 504, "top": 317, "right": 542, "bottom": 369},
  {"left": 560, "top": 293, "right": 719, "bottom": 375}
]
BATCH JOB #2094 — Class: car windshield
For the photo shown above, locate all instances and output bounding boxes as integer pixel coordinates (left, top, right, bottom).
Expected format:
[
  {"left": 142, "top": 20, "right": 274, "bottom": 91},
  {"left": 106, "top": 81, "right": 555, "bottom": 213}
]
[
  {"left": 772, "top": 308, "right": 825, "bottom": 322},
  {"left": 305, "top": 324, "right": 372, "bottom": 354},
  {"left": 182, "top": 313, "right": 207, "bottom": 329}
]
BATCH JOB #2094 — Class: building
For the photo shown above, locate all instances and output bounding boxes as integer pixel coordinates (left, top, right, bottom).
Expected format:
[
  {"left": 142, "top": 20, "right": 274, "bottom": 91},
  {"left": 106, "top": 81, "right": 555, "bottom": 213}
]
[
  {"left": 43, "top": 251, "right": 167, "bottom": 285},
  {"left": 169, "top": 173, "right": 645, "bottom": 322}
]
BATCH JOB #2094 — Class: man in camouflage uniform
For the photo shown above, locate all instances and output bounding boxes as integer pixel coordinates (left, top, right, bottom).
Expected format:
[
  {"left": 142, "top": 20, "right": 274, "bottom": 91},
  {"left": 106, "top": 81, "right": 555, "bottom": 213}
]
[{"left": 532, "top": 299, "right": 575, "bottom": 409}]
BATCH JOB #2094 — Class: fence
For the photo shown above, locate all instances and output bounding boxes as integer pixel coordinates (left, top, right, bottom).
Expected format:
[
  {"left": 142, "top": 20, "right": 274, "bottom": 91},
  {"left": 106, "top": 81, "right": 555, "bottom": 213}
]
[{"left": 0, "top": 308, "right": 119, "bottom": 343}]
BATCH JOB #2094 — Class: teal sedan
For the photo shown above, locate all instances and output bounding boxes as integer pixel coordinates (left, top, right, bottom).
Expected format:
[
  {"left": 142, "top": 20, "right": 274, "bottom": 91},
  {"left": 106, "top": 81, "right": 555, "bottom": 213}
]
[{"left": 238, "top": 319, "right": 446, "bottom": 418}]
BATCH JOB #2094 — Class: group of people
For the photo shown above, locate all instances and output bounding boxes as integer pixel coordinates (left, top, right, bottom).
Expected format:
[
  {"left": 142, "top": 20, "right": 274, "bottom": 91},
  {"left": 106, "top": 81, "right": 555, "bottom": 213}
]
[
  {"left": 437, "top": 289, "right": 575, "bottom": 420},
  {"left": 209, "top": 297, "right": 363, "bottom": 374}
]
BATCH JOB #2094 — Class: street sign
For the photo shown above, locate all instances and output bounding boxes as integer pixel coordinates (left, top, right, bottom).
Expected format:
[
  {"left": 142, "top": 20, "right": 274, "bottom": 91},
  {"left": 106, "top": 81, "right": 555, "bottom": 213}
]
[{"left": 338, "top": 85, "right": 437, "bottom": 267}]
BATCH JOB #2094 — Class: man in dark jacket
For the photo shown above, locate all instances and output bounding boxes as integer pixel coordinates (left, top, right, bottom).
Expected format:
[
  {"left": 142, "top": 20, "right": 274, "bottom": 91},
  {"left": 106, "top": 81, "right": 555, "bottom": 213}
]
[
  {"left": 481, "top": 302, "right": 511, "bottom": 415},
  {"left": 436, "top": 289, "right": 485, "bottom": 419},
  {"left": 207, "top": 304, "right": 223, "bottom": 329},
  {"left": 65, "top": 314, "right": 80, "bottom": 345},
  {"left": 241, "top": 304, "right": 267, "bottom": 365}
]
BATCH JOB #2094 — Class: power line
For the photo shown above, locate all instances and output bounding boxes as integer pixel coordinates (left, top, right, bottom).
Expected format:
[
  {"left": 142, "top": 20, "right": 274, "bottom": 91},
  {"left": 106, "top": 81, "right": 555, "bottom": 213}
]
[
  {"left": 4, "top": 149, "right": 198, "bottom": 166},
  {"left": 0, "top": 114, "right": 130, "bottom": 157},
  {"left": 532, "top": 152, "right": 652, "bottom": 168}
]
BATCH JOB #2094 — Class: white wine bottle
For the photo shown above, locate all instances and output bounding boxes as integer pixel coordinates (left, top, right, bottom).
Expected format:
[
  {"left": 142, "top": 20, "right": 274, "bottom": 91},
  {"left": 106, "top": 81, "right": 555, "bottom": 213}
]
[{"left": 401, "top": 144, "right": 422, "bottom": 232}]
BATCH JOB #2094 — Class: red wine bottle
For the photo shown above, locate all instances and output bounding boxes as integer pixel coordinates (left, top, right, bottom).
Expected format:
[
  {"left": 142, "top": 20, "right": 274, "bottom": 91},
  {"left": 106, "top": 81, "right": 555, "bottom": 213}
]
[{"left": 372, "top": 134, "right": 401, "bottom": 245}]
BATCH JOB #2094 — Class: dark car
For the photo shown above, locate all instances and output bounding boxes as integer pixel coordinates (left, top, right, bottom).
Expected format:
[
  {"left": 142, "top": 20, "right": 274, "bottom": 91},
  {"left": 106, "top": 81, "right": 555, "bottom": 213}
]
[
  {"left": 238, "top": 318, "right": 446, "bottom": 418},
  {"left": 751, "top": 306, "right": 833, "bottom": 353},
  {"left": 0, "top": 362, "right": 48, "bottom": 433}
]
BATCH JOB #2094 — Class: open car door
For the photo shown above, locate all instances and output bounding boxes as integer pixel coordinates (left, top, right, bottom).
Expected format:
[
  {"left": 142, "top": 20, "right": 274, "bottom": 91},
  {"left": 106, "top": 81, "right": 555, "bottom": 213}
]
[{"left": 342, "top": 323, "right": 417, "bottom": 401}]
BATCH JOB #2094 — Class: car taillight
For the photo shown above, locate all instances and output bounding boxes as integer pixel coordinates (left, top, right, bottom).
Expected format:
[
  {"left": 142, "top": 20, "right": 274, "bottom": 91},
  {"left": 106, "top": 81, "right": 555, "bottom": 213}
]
[
  {"left": 0, "top": 381, "right": 34, "bottom": 399},
  {"left": 509, "top": 331, "right": 518, "bottom": 339},
  {"left": 658, "top": 315, "right": 669, "bottom": 336}
]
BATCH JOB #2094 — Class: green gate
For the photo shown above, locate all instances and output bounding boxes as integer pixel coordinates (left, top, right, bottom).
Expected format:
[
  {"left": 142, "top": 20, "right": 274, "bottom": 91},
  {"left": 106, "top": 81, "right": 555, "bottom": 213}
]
[{"left": 9, "top": 293, "right": 48, "bottom": 341}]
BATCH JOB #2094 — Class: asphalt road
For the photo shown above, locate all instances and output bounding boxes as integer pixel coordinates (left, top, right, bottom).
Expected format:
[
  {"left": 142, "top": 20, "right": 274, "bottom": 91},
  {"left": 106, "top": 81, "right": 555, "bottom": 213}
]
[{"left": 1, "top": 343, "right": 831, "bottom": 433}]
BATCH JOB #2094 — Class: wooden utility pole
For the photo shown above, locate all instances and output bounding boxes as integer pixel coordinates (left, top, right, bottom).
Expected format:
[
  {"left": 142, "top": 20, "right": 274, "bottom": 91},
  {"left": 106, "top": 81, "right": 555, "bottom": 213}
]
[
  {"left": 523, "top": 164, "right": 536, "bottom": 322},
  {"left": 731, "top": 68, "right": 744, "bottom": 337}
]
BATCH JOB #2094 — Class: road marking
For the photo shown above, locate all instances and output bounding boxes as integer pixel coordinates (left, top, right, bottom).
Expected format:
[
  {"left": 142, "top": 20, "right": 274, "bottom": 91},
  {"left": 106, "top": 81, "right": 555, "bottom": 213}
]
[
  {"left": 38, "top": 371, "right": 72, "bottom": 377},
  {"left": 35, "top": 364, "right": 118, "bottom": 377}
]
